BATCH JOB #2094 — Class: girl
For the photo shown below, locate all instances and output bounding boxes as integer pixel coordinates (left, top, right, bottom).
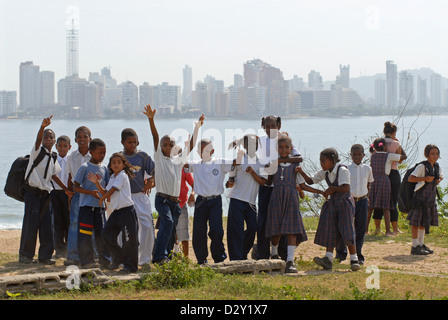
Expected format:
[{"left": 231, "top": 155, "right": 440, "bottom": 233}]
[
  {"left": 407, "top": 144, "right": 443, "bottom": 255},
  {"left": 373, "top": 122, "right": 407, "bottom": 235},
  {"left": 366, "top": 138, "right": 404, "bottom": 236},
  {"left": 262, "top": 134, "right": 308, "bottom": 273},
  {"left": 299, "top": 148, "right": 360, "bottom": 271},
  {"left": 88, "top": 152, "right": 139, "bottom": 273}
]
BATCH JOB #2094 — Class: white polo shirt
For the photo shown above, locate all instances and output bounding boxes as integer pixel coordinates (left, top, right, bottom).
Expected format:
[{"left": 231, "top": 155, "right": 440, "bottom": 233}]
[
  {"left": 312, "top": 163, "right": 351, "bottom": 186},
  {"left": 228, "top": 155, "right": 265, "bottom": 206},
  {"left": 106, "top": 170, "right": 134, "bottom": 212},
  {"left": 411, "top": 163, "right": 443, "bottom": 192},
  {"left": 347, "top": 162, "right": 374, "bottom": 198},
  {"left": 25, "top": 146, "right": 61, "bottom": 193},
  {"left": 185, "top": 158, "right": 234, "bottom": 197},
  {"left": 154, "top": 146, "right": 189, "bottom": 197},
  {"left": 54, "top": 154, "right": 68, "bottom": 191},
  {"left": 66, "top": 149, "right": 91, "bottom": 182}
]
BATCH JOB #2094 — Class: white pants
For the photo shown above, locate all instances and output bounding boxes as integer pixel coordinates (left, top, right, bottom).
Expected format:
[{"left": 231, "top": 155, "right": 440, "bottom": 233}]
[{"left": 131, "top": 193, "right": 155, "bottom": 265}]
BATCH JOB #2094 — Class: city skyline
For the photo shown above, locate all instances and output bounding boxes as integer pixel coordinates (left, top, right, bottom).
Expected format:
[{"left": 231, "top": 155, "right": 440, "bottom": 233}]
[{"left": 1, "top": 0, "right": 448, "bottom": 93}]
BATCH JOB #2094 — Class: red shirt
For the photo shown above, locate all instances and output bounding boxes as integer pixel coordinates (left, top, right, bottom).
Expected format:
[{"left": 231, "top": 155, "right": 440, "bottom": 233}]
[{"left": 179, "top": 170, "right": 194, "bottom": 208}]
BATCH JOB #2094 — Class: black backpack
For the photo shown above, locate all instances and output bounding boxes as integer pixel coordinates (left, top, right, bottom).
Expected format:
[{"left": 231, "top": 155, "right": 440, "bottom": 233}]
[
  {"left": 4, "top": 147, "right": 57, "bottom": 202},
  {"left": 398, "top": 161, "right": 440, "bottom": 213}
]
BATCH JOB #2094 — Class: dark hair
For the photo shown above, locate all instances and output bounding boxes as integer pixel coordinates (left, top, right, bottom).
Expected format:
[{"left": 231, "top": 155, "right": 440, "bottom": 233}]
[
  {"left": 277, "top": 133, "right": 292, "bottom": 148},
  {"left": 89, "top": 138, "right": 106, "bottom": 151},
  {"left": 424, "top": 144, "right": 440, "bottom": 158},
  {"left": 75, "top": 126, "right": 91, "bottom": 138},
  {"left": 261, "top": 115, "right": 281, "bottom": 129},
  {"left": 121, "top": 128, "right": 138, "bottom": 141},
  {"left": 383, "top": 121, "right": 397, "bottom": 136},
  {"left": 108, "top": 152, "right": 136, "bottom": 179},
  {"left": 57, "top": 135, "right": 71, "bottom": 145},
  {"left": 43, "top": 128, "right": 55, "bottom": 138},
  {"left": 350, "top": 144, "right": 364, "bottom": 154},
  {"left": 370, "top": 138, "right": 386, "bottom": 152},
  {"left": 320, "top": 148, "right": 340, "bottom": 164},
  {"left": 198, "top": 138, "right": 213, "bottom": 150},
  {"left": 243, "top": 134, "right": 259, "bottom": 151}
]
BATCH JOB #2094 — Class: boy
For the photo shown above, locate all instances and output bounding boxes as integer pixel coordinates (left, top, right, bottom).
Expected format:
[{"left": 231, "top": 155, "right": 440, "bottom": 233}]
[
  {"left": 19, "top": 115, "right": 72, "bottom": 264},
  {"left": 73, "top": 138, "right": 110, "bottom": 269},
  {"left": 185, "top": 138, "right": 245, "bottom": 264},
  {"left": 143, "top": 104, "right": 204, "bottom": 265},
  {"left": 51, "top": 135, "right": 72, "bottom": 259},
  {"left": 120, "top": 128, "right": 156, "bottom": 267},
  {"left": 335, "top": 144, "right": 373, "bottom": 265},
  {"left": 65, "top": 126, "right": 92, "bottom": 266}
]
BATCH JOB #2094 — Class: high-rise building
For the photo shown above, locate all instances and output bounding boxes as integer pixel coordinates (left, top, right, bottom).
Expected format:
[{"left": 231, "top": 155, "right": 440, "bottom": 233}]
[
  {"left": 66, "top": 6, "right": 80, "bottom": 77},
  {"left": 430, "top": 73, "right": 442, "bottom": 107},
  {"left": 289, "top": 75, "right": 305, "bottom": 92},
  {"left": 234, "top": 74, "right": 243, "bottom": 88},
  {"left": 335, "top": 65, "right": 350, "bottom": 88},
  {"left": 182, "top": 65, "right": 192, "bottom": 107},
  {"left": 121, "top": 81, "right": 139, "bottom": 114},
  {"left": 40, "top": 71, "right": 55, "bottom": 108},
  {"left": 417, "top": 76, "right": 427, "bottom": 106},
  {"left": 192, "top": 81, "right": 208, "bottom": 113},
  {"left": 139, "top": 82, "right": 152, "bottom": 108},
  {"left": 374, "top": 78, "right": 386, "bottom": 107},
  {"left": 19, "top": 61, "right": 40, "bottom": 110},
  {"left": 399, "top": 71, "right": 414, "bottom": 107},
  {"left": 386, "top": 60, "right": 397, "bottom": 109},
  {"left": 308, "top": 70, "right": 323, "bottom": 90},
  {"left": 0, "top": 91, "right": 17, "bottom": 116}
]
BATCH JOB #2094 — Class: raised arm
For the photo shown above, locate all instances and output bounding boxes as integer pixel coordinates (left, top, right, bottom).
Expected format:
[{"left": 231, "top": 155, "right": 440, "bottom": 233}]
[
  {"left": 143, "top": 105, "right": 159, "bottom": 151},
  {"left": 35, "top": 115, "right": 53, "bottom": 151},
  {"left": 187, "top": 114, "right": 205, "bottom": 153}
]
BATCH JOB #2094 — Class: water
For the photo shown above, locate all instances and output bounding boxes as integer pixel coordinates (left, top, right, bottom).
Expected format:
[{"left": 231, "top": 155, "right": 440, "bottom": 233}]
[{"left": 1, "top": 115, "right": 446, "bottom": 230}]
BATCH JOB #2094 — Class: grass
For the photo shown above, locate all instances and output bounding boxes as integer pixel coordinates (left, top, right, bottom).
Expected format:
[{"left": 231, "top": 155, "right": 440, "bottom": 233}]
[{"left": 3, "top": 216, "right": 448, "bottom": 301}]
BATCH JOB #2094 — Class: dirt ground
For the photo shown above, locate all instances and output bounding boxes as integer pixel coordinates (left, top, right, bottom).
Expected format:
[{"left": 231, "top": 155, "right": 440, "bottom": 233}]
[{"left": 1, "top": 228, "right": 448, "bottom": 277}]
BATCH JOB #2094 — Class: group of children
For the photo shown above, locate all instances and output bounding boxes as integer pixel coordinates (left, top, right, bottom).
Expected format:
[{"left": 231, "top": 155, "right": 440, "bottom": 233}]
[{"left": 18, "top": 111, "right": 443, "bottom": 274}]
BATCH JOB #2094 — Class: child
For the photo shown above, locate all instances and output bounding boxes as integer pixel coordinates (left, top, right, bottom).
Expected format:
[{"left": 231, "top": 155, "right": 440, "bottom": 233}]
[
  {"left": 19, "top": 116, "right": 72, "bottom": 264},
  {"left": 366, "top": 138, "right": 404, "bottom": 236},
  {"left": 407, "top": 144, "right": 443, "bottom": 255},
  {"left": 73, "top": 138, "right": 110, "bottom": 269},
  {"left": 185, "top": 138, "right": 245, "bottom": 264},
  {"left": 299, "top": 148, "right": 361, "bottom": 271},
  {"left": 261, "top": 134, "right": 308, "bottom": 273},
  {"left": 226, "top": 134, "right": 265, "bottom": 261},
  {"left": 65, "top": 126, "right": 92, "bottom": 266},
  {"left": 88, "top": 152, "right": 139, "bottom": 273},
  {"left": 120, "top": 128, "right": 156, "bottom": 268},
  {"left": 143, "top": 104, "right": 204, "bottom": 265},
  {"left": 335, "top": 144, "right": 373, "bottom": 265},
  {"left": 51, "top": 135, "right": 72, "bottom": 259},
  {"left": 255, "top": 115, "right": 302, "bottom": 260}
]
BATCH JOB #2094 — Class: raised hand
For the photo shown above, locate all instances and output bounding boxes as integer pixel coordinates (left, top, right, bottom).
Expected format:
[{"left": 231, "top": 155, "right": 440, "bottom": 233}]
[
  {"left": 195, "top": 114, "right": 205, "bottom": 128},
  {"left": 41, "top": 115, "right": 53, "bottom": 128},
  {"left": 143, "top": 104, "right": 156, "bottom": 119}
]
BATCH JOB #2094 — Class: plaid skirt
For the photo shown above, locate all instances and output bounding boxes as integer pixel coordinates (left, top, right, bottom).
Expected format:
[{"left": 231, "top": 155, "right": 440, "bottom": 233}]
[
  {"left": 368, "top": 174, "right": 392, "bottom": 209},
  {"left": 314, "top": 195, "right": 356, "bottom": 248},
  {"left": 407, "top": 182, "right": 439, "bottom": 228},
  {"left": 266, "top": 185, "right": 307, "bottom": 245}
]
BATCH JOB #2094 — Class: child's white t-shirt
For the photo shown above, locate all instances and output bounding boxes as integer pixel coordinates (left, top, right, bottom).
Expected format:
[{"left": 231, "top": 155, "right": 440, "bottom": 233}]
[
  {"left": 347, "top": 162, "right": 374, "bottom": 198},
  {"left": 106, "top": 170, "right": 134, "bottom": 213},
  {"left": 411, "top": 163, "right": 443, "bottom": 192},
  {"left": 25, "top": 146, "right": 61, "bottom": 192},
  {"left": 185, "top": 158, "right": 234, "bottom": 197},
  {"left": 154, "top": 146, "right": 189, "bottom": 197},
  {"left": 312, "top": 163, "right": 351, "bottom": 186}
]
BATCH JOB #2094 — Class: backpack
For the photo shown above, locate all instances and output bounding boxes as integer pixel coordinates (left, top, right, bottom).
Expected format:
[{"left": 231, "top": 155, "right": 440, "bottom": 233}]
[
  {"left": 4, "top": 147, "right": 57, "bottom": 202},
  {"left": 398, "top": 161, "right": 440, "bottom": 213}
]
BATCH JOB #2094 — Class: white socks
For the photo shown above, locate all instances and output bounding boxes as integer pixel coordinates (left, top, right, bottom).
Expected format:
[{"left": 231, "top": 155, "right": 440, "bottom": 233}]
[
  {"left": 418, "top": 228, "right": 425, "bottom": 246},
  {"left": 287, "top": 245, "right": 295, "bottom": 262},
  {"left": 350, "top": 254, "right": 358, "bottom": 262},
  {"left": 325, "top": 251, "right": 334, "bottom": 261},
  {"left": 271, "top": 243, "right": 278, "bottom": 256}
]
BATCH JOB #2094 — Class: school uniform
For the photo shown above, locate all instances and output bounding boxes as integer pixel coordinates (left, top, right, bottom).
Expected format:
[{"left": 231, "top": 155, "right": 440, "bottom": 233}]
[
  {"left": 369, "top": 152, "right": 401, "bottom": 210},
  {"left": 256, "top": 135, "right": 301, "bottom": 260},
  {"left": 152, "top": 147, "right": 188, "bottom": 263},
  {"left": 74, "top": 161, "right": 110, "bottom": 267},
  {"left": 51, "top": 154, "right": 70, "bottom": 258},
  {"left": 101, "top": 170, "right": 139, "bottom": 272},
  {"left": 227, "top": 155, "right": 264, "bottom": 261},
  {"left": 186, "top": 158, "right": 234, "bottom": 264},
  {"left": 65, "top": 149, "right": 91, "bottom": 263},
  {"left": 266, "top": 163, "right": 308, "bottom": 243},
  {"left": 313, "top": 163, "right": 356, "bottom": 248},
  {"left": 19, "top": 146, "right": 61, "bottom": 263},
  {"left": 176, "top": 170, "right": 194, "bottom": 244},
  {"left": 122, "top": 150, "right": 155, "bottom": 265},
  {"left": 336, "top": 162, "right": 374, "bottom": 263},
  {"left": 406, "top": 163, "right": 443, "bottom": 230}
]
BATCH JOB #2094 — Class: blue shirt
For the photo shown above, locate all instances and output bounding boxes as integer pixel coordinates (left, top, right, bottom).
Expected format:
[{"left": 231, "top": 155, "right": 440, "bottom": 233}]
[
  {"left": 122, "top": 150, "right": 155, "bottom": 194},
  {"left": 74, "top": 161, "right": 110, "bottom": 208}
]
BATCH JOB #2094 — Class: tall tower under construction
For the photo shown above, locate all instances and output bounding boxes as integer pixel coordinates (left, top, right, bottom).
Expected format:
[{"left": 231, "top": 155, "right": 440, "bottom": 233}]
[{"left": 66, "top": 6, "right": 80, "bottom": 77}]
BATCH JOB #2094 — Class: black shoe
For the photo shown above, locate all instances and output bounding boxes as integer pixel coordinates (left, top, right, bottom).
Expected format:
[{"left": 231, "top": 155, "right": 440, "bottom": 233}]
[
  {"left": 64, "top": 259, "right": 80, "bottom": 266},
  {"left": 106, "top": 262, "right": 121, "bottom": 270},
  {"left": 19, "top": 255, "right": 36, "bottom": 264},
  {"left": 39, "top": 258, "right": 56, "bottom": 265},
  {"left": 411, "top": 245, "right": 429, "bottom": 255},
  {"left": 350, "top": 260, "right": 361, "bottom": 271},
  {"left": 285, "top": 261, "right": 298, "bottom": 274},
  {"left": 271, "top": 254, "right": 280, "bottom": 260},
  {"left": 153, "top": 258, "right": 170, "bottom": 266},
  {"left": 81, "top": 262, "right": 100, "bottom": 269},
  {"left": 313, "top": 256, "right": 333, "bottom": 270},
  {"left": 422, "top": 244, "right": 434, "bottom": 254}
]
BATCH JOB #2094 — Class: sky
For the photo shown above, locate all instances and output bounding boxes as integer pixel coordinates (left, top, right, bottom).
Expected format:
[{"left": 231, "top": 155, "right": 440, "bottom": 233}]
[{"left": 1, "top": 0, "right": 447, "bottom": 92}]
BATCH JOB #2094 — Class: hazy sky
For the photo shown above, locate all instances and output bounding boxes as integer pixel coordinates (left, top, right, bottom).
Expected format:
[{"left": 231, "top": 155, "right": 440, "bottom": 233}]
[{"left": 1, "top": 0, "right": 447, "bottom": 92}]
